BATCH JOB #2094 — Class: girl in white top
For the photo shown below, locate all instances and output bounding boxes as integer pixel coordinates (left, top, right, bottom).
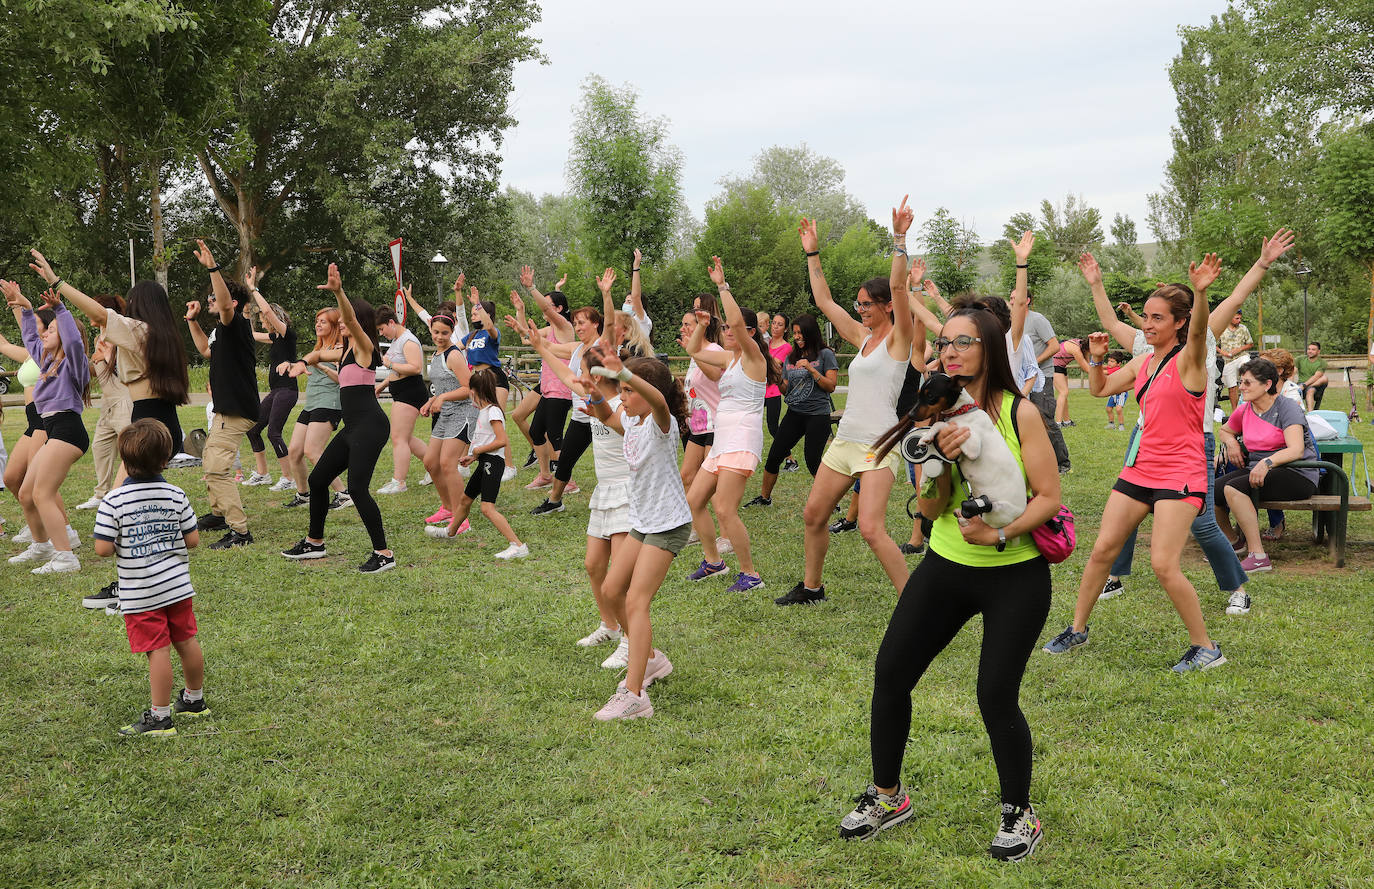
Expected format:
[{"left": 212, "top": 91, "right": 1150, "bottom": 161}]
[
  {"left": 583, "top": 346, "right": 692, "bottom": 721},
  {"left": 375, "top": 308, "right": 427, "bottom": 493},
  {"left": 683, "top": 256, "right": 779, "bottom": 592},
  {"left": 779, "top": 203, "right": 923, "bottom": 606}
]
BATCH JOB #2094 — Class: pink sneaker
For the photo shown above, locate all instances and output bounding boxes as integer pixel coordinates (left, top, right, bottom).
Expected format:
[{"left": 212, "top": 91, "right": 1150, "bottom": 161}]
[
  {"left": 594, "top": 686, "right": 653, "bottom": 721},
  {"left": 524, "top": 475, "right": 553, "bottom": 490},
  {"left": 642, "top": 651, "right": 674, "bottom": 688},
  {"left": 1239, "top": 552, "right": 1272, "bottom": 572},
  {"left": 565, "top": 480, "right": 580, "bottom": 494},
  {"left": 443, "top": 518, "right": 471, "bottom": 538},
  {"left": 426, "top": 507, "right": 452, "bottom": 524}
]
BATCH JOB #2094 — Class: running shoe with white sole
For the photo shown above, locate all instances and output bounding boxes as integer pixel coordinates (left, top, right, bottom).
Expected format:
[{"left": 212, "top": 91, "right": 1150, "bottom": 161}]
[
  {"left": 494, "top": 543, "right": 530, "bottom": 560},
  {"left": 687, "top": 559, "right": 728, "bottom": 582},
  {"left": 1042, "top": 624, "right": 1088, "bottom": 654},
  {"left": 1172, "top": 643, "right": 1226, "bottom": 672},
  {"left": 358, "top": 552, "right": 396, "bottom": 574},
  {"left": 989, "top": 803, "right": 1042, "bottom": 861},
  {"left": 726, "top": 572, "right": 765, "bottom": 593},
  {"left": 418, "top": 472, "right": 433, "bottom": 486},
  {"left": 283, "top": 492, "right": 311, "bottom": 508},
  {"left": 329, "top": 491, "right": 353, "bottom": 510},
  {"left": 531, "top": 499, "right": 565, "bottom": 516},
  {"left": 594, "top": 686, "right": 652, "bottom": 721},
  {"left": 281, "top": 539, "right": 328, "bottom": 560},
  {"left": 76, "top": 495, "right": 102, "bottom": 510},
  {"left": 269, "top": 477, "right": 295, "bottom": 492},
  {"left": 241, "top": 472, "right": 272, "bottom": 487},
  {"left": 577, "top": 623, "right": 621, "bottom": 647},
  {"left": 601, "top": 636, "right": 630, "bottom": 669},
  {"left": 839, "top": 782, "right": 913, "bottom": 840},
  {"left": 376, "top": 479, "right": 406, "bottom": 495},
  {"left": 1226, "top": 590, "right": 1251, "bottom": 615}
]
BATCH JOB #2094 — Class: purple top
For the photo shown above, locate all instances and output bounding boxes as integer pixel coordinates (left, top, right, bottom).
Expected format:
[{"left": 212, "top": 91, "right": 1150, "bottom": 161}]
[{"left": 22, "top": 304, "right": 89, "bottom": 415}]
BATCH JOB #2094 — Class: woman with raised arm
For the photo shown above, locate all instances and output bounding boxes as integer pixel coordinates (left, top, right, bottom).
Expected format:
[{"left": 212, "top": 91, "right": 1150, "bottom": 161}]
[
  {"left": 775, "top": 200, "right": 921, "bottom": 605},
  {"left": 373, "top": 303, "right": 427, "bottom": 495},
  {"left": 680, "top": 257, "right": 778, "bottom": 593},
  {"left": 1044, "top": 255, "right": 1227, "bottom": 670},
  {"left": 838, "top": 295, "right": 1059, "bottom": 861},
  {"left": 241, "top": 267, "right": 299, "bottom": 490},
  {"left": 281, "top": 264, "right": 395, "bottom": 574},
  {"left": 79, "top": 295, "right": 132, "bottom": 512},
  {"left": 764, "top": 311, "right": 797, "bottom": 471},
  {"left": 279, "top": 308, "right": 349, "bottom": 510},
  {"left": 679, "top": 292, "right": 725, "bottom": 495},
  {"left": 516, "top": 266, "right": 576, "bottom": 489},
  {"left": 461, "top": 285, "right": 517, "bottom": 478},
  {"left": 2, "top": 280, "right": 90, "bottom": 575},
  {"left": 418, "top": 311, "right": 474, "bottom": 531}
]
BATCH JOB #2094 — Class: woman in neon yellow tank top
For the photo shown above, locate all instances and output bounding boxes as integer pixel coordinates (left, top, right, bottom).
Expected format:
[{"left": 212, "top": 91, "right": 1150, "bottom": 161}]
[{"left": 837, "top": 289, "right": 1061, "bottom": 859}]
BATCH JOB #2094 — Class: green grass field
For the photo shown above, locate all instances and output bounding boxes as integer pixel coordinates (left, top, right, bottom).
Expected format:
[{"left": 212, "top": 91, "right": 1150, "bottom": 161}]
[{"left": 2, "top": 390, "right": 1371, "bottom": 888}]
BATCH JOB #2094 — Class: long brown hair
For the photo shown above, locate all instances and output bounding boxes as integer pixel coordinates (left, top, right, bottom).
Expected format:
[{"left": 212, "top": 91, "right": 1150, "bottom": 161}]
[{"left": 626, "top": 356, "right": 688, "bottom": 431}]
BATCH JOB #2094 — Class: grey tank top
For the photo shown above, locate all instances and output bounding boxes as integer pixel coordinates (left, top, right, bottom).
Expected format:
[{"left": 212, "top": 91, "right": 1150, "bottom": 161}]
[{"left": 430, "top": 346, "right": 467, "bottom": 416}]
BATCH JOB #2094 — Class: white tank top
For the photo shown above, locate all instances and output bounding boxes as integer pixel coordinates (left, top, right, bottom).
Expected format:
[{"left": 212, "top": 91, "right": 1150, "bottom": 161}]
[
  {"left": 836, "top": 332, "right": 909, "bottom": 447},
  {"left": 567, "top": 343, "right": 592, "bottom": 424},
  {"left": 589, "top": 395, "right": 630, "bottom": 509},
  {"left": 708, "top": 355, "right": 766, "bottom": 459}
]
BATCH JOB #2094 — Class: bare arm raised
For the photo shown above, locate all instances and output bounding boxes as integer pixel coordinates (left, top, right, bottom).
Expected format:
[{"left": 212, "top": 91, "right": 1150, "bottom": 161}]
[
  {"left": 1080, "top": 253, "right": 1139, "bottom": 349},
  {"left": 800, "top": 217, "right": 868, "bottom": 348},
  {"left": 1208, "top": 228, "right": 1295, "bottom": 337}
]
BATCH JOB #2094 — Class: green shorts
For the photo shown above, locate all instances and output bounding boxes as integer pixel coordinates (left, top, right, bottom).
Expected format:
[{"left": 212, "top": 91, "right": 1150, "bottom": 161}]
[{"left": 630, "top": 521, "right": 692, "bottom": 555}]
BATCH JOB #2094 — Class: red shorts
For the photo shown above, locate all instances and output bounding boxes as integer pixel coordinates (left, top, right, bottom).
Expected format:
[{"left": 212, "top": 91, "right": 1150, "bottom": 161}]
[{"left": 124, "top": 598, "right": 198, "bottom": 653}]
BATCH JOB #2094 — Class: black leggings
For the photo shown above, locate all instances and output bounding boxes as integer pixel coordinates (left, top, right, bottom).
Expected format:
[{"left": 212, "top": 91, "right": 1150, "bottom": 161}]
[
  {"left": 309, "top": 390, "right": 389, "bottom": 551},
  {"left": 763, "top": 409, "right": 830, "bottom": 475},
  {"left": 554, "top": 419, "right": 593, "bottom": 483},
  {"left": 871, "top": 550, "right": 1051, "bottom": 807},
  {"left": 530, "top": 396, "right": 571, "bottom": 449},
  {"left": 247, "top": 387, "right": 299, "bottom": 458},
  {"left": 765, "top": 394, "right": 782, "bottom": 437},
  {"left": 1217, "top": 465, "right": 1316, "bottom": 504}
]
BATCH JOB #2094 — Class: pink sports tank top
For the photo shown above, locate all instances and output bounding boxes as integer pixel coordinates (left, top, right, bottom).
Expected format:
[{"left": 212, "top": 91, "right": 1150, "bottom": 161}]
[{"left": 1118, "top": 348, "right": 1205, "bottom": 494}]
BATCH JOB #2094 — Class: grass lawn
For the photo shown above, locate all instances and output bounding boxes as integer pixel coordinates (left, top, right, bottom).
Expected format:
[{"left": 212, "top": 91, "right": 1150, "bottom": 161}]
[{"left": 2, "top": 389, "right": 1371, "bottom": 888}]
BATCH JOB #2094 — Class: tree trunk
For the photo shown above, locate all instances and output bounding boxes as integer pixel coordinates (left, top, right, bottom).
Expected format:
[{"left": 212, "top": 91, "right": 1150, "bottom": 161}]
[
  {"left": 150, "top": 162, "right": 168, "bottom": 290},
  {"left": 233, "top": 183, "right": 259, "bottom": 281}
]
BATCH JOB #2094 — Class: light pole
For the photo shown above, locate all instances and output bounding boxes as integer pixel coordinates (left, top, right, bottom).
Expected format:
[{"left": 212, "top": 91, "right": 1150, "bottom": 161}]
[
  {"left": 430, "top": 252, "right": 448, "bottom": 304},
  {"left": 1294, "top": 263, "right": 1312, "bottom": 348}
]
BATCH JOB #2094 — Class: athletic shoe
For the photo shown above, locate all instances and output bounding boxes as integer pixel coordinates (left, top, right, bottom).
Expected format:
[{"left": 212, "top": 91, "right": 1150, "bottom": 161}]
[
  {"left": 1104, "top": 422, "right": 1116, "bottom": 429},
  {"left": 1239, "top": 552, "right": 1272, "bottom": 572},
  {"left": 281, "top": 539, "right": 327, "bottom": 560},
  {"left": 601, "top": 636, "right": 630, "bottom": 669},
  {"left": 83, "top": 580, "right": 119, "bottom": 610},
  {"left": 494, "top": 542, "right": 530, "bottom": 560},
  {"left": 501, "top": 466, "right": 517, "bottom": 483},
  {"left": 1042, "top": 624, "right": 1088, "bottom": 654},
  {"left": 376, "top": 479, "right": 406, "bottom": 495},
  {"left": 67, "top": 526, "right": 81, "bottom": 549},
  {"left": 167, "top": 454, "right": 201, "bottom": 469},
  {"left": 8, "top": 541, "right": 54, "bottom": 565},
  {"left": 282, "top": 492, "right": 310, "bottom": 508},
  {"left": 425, "top": 520, "right": 470, "bottom": 538},
  {"left": 1226, "top": 590, "right": 1252, "bottom": 615},
  {"left": 196, "top": 513, "right": 227, "bottom": 531},
  {"left": 783, "top": 456, "right": 800, "bottom": 472},
  {"left": 829, "top": 518, "right": 857, "bottom": 534},
  {"left": 241, "top": 471, "right": 272, "bottom": 487},
  {"left": 329, "top": 492, "right": 353, "bottom": 510},
  {"left": 715, "top": 536, "right": 734, "bottom": 555},
  {"left": 726, "top": 572, "right": 765, "bottom": 593},
  {"left": 1261, "top": 521, "right": 1285, "bottom": 542},
  {"left": 531, "top": 499, "right": 564, "bottom": 516},
  {"left": 989, "top": 803, "right": 1042, "bottom": 861},
  {"left": 774, "top": 582, "right": 826, "bottom": 606},
  {"left": 838, "top": 782, "right": 913, "bottom": 840},
  {"left": 269, "top": 477, "right": 295, "bottom": 492},
  {"left": 744, "top": 495, "right": 772, "bottom": 508},
  {"left": 522, "top": 450, "right": 539, "bottom": 469},
  {"left": 1063, "top": 419, "right": 1076, "bottom": 427},
  {"left": 118, "top": 710, "right": 176, "bottom": 738},
  {"left": 594, "top": 686, "right": 653, "bottom": 721},
  {"left": 358, "top": 552, "right": 396, "bottom": 574},
  {"left": 1230, "top": 535, "right": 1246, "bottom": 554},
  {"left": 209, "top": 530, "right": 253, "bottom": 550},
  {"left": 33, "top": 550, "right": 80, "bottom": 574},
  {"left": 171, "top": 689, "right": 211, "bottom": 718},
  {"left": 1172, "top": 643, "right": 1227, "bottom": 672},
  {"left": 104, "top": 601, "right": 121, "bottom": 616},
  {"left": 524, "top": 475, "right": 554, "bottom": 490},
  {"left": 1099, "top": 578, "right": 1125, "bottom": 600},
  {"left": 685, "top": 528, "right": 700, "bottom": 547},
  {"left": 1117, "top": 424, "right": 1127, "bottom": 431},
  {"left": 898, "top": 542, "right": 925, "bottom": 555},
  {"left": 687, "top": 559, "right": 728, "bottom": 582},
  {"left": 576, "top": 623, "right": 621, "bottom": 647},
  {"left": 426, "top": 507, "right": 453, "bottom": 524},
  {"left": 76, "top": 495, "right": 102, "bottom": 510},
  {"left": 642, "top": 651, "right": 674, "bottom": 688},
  {"left": 12, "top": 525, "right": 32, "bottom": 545},
  {"left": 564, "top": 481, "right": 580, "bottom": 494},
  {"left": 418, "top": 471, "right": 433, "bottom": 487}
]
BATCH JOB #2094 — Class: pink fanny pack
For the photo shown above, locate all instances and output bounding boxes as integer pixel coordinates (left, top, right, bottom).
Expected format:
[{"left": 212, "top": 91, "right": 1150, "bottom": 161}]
[{"left": 1030, "top": 505, "right": 1076, "bottom": 564}]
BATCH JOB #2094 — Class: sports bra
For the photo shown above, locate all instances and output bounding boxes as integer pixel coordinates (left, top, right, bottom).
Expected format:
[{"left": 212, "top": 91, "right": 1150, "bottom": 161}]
[{"left": 338, "top": 346, "right": 379, "bottom": 388}]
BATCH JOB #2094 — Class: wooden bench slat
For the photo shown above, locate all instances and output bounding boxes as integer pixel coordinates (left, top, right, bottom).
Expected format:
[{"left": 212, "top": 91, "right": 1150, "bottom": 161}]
[{"left": 1257, "top": 496, "right": 1371, "bottom": 512}]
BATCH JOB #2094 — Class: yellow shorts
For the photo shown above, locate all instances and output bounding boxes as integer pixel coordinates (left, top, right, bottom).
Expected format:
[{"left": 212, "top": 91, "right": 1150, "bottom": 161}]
[{"left": 820, "top": 438, "right": 900, "bottom": 479}]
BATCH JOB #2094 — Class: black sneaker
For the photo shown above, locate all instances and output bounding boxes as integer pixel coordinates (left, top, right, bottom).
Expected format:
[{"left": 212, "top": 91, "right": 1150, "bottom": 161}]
[
  {"left": 358, "top": 551, "right": 396, "bottom": 574},
  {"left": 989, "top": 803, "right": 1042, "bottom": 861},
  {"left": 522, "top": 450, "right": 539, "bottom": 469},
  {"left": 898, "top": 542, "right": 925, "bottom": 555},
  {"left": 329, "top": 491, "right": 353, "bottom": 510},
  {"left": 83, "top": 580, "right": 119, "bottom": 610},
  {"left": 196, "top": 512, "right": 227, "bottom": 531},
  {"left": 281, "top": 538, "right": 328, "bottom": 560},
  {"left": 829, "top": 518, "right": 857, "bottom": 534},
  {"left": 171, "top": 689, "right": 211, "bottom": 718},
  {"left": 118, "top": 710, "right": 176, "bottom": 737},
  {"left": 744, "top": 495, "right": 772, "bottom": 508},
  {"left": 774, "top": 582, "right": 826, "bottom": 606},
  {"left": 782, "top": 457, "right": 800, "bottom": 473},
  {"left": 282, "top": 492, "right": 310, "bottom": 508},
  {"left": 209, "top": 529, "right": 253, "bottom": 550},
  {"left": 531, "top": 499, "right": 565, "bottom": 516},
  {"left": 1099, "top": 577, "right": 1125, "bottom": 600}
]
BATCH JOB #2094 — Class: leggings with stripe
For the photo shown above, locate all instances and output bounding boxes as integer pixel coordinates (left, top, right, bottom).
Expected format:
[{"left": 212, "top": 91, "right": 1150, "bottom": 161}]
[{"left": 309, "top": 391, "right": 388, "bottom": 550}]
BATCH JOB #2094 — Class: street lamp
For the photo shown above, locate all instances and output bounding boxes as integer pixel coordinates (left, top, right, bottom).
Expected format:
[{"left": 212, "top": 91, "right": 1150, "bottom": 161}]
[
  {"left": 430, "top": 252, "right": 448, "bottom": 303},
  {"left": 1295, "top": 263, "right": 1313, "bottom": 347}
]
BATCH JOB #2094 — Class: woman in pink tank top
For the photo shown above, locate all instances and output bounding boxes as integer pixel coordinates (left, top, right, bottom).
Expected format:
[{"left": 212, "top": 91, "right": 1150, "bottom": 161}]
[{"left": 1043, "top": 255, "right": 1227, "bottom": 673}]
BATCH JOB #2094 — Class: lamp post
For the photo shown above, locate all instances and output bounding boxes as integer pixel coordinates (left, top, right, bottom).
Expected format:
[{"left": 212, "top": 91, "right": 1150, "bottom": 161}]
[
  {"left": 430, "top": 252, "right": 448, "bottom": 303},
  {"left": 1295, "top": 263, "right": 1313, "bottom": 347}
]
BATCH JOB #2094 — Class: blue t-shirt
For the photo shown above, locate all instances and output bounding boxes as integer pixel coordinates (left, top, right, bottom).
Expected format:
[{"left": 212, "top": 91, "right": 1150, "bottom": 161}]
[{"left": 465, "top": 327, "right": 500, "bottom": 368}]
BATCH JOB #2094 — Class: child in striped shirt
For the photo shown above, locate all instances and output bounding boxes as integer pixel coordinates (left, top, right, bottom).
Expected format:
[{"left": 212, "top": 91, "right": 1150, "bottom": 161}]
[{"left": 93, "top": 419, "right": 208, "bottom": 737}]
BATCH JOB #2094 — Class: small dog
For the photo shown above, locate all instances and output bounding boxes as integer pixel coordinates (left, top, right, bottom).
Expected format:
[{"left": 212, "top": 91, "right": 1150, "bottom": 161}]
[{"left": 899, "top": 374, "right": 1027, "bottom": 528}]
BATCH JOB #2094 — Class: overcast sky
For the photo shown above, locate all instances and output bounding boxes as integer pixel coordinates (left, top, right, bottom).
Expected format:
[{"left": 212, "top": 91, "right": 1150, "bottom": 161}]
[{"left": 497, "top": 0, "right": 1228, "bottom": 245}]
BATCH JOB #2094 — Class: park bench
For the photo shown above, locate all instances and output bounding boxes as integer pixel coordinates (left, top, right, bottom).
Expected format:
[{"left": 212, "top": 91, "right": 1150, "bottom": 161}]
[{"left": 1252, "top": 459, "right": 1370, "bottom": 568}]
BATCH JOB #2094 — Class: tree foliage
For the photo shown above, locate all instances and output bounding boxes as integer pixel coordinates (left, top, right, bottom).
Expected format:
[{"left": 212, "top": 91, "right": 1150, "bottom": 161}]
[
  {"left": 1039, "top": 194, "right": 1103, "bottom": 263},
  {"left": 919, "top": 208, "right": 981, "bottom": 296},
  {"left": 717, "top": 144, "right": 869, "bottom": 236}
]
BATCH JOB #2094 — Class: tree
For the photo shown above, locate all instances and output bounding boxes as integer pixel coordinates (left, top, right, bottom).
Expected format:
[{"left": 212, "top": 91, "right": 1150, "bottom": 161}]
[
  {"left": 1313, "top": 126, "right": 1374, "bottom": 350},
  {"left": 919, "top": 208, "right": 981, "bottom": 296},
  {"left": 993, "top": 212, "right": 1057, "bottom": 294},
  {"left": 1039, "top": 194, "right": 1103, "bottom": 263},
  {"left": 695, "top": 185, "right": 806, "bottom": 317},
  {"left": 566, "top": 75, "right": 684, "bottom": 273},
  {"left": 718, "top": 143, "right": 869, "bottom": 236},
  {"left": 1101, "top": 214, "right": 1147, "bottom": 277}
]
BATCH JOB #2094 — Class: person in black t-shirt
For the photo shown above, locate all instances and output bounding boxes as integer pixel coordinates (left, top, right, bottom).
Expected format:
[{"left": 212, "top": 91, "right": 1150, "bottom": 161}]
[
  {"left": 242, "top": 267, "right": 298, "bottom": 489},
  {"left": 189, "top": 240, "right": 260, "bottom": 549}
]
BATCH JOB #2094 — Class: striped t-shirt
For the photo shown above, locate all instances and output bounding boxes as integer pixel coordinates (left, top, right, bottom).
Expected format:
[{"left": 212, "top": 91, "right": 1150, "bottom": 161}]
[{"left": 93, "top": 477, "right": 197, "bottom": 614}]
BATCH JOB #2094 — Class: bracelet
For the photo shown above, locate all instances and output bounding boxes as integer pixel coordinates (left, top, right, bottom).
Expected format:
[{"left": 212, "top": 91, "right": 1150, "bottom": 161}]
[
  {"left": 51, "top": 278, "right": 63, "bottom": 290},
  {"left": 208, "top": 264, "right": 222, "bottom": 274},
  {"left": 632, "top": 267, "right": 640, "bottom": 273},
  {"left": 587, "top": 394, "right": 606, "bottom": 406},
  {"left": 893, "top": 247, "right": 908, "bottom": 257},
  {"left": 718, "top": 283, "right": 731, "bottom": 292},
  {"left": 804, "top": 250, "right": 819, "bottom": 258},
  {"left": 1016, "top": 263, "right": 1029, "bottom": 269},
  {"left": 616, "top": 367, "right": 633, "bottom": 382},
  {"left": 996, "top": 528, "right": 1007, "bottom": 552},
  {"left": 1259, "top": 262, "right": 1271, "bottom": 270},
  {"left": 1088, "top": 359, "right": 1102, "bottom": 367}
]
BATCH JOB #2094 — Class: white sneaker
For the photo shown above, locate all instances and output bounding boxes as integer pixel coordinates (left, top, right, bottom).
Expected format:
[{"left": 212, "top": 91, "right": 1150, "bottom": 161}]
[
  {"left": 457, "top": 465, "right": 472, "bottom": 479},
  {"left": 67, "top": 526, "right": 82, "bottom": 549},
  {"left": 9, "top": 541, "right": 55, "bottom": 565},
  {"left": 76, "top": 496, "right": 102, "bottom": 510},
  {"left": 601, "top": 636, "right": 630, "bottom": 669},
  {"left": 12, "top": 525, "right": 32, "bottom": 545},
  {"left": 501, "top": 466, "right": 517, "bottom": 483},
  {"left": 418, "top": 472, "right": 433, "bottom": 487},
  {"left": 685, "top": 528, "right": 700, "bottom": 546},
  {"left": 241, "top": 472, "right": 272, "bottom": 487},
  {"left": 269, "top": 477, "right": 295, "bottom": 492},
  {"left": 576, "top": 623, "right": 621, "bottom": 647},
  {"left": 715, "top": 536, "right": 734, "bottom": 555},
  {"left": 376, "top": 479, "right": 407, "bottom": 495},
  {"left": 1226, "top": 590, "right": 1252, "bottom": 615},
  {"left": 33, "top": 550, "right": 79, "bottom": 574},
  {"left": 494, "top": 542, "right": 529, "bottom": 560}
]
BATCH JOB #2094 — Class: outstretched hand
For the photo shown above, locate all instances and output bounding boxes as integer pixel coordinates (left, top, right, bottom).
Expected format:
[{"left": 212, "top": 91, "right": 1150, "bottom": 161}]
[
  {"left": 1260, "top": 228, "right": 1296, "bottom": 266},
  {"left": 1010, "top": 230, "right": 1035, "bottom": 265},
  {"left": 908, "top": 257, "right": 927, "bottom": 286},
  {"left": 891, "top": 195, "right": 914, "bottom": 236},
  {"left": 510, "top": 290, "right": 524, "bottom": 314},
  {"left": 468, "top": 285, "right": 480, "bottom": 305},
  {"left": 193, "top": 239, "right": 218, "bottom": 270},
  {"left": 632, "top": 248, "right": 642, "bottom": 269},
  {"left": 1087, "top": 331, "right": 1110, "bottom": 360},
  {"left": 185, "top": 300, "right": 201, "bottom": 321},
  {"left": 1078, "top": 252, "right": 1102, "bottom": 286},
  {"left": 596, "top": 267, "right": 616, "bottom": 294},
  {"left": 27, "top": 249, "right": 58, "bottom": 285},
  {"left": 1, "top": 279, "right": 31, "bottom": 310},
  {"left": 1189, "top": 253, "right": 1222, "bottom": 292},
  {"left": 555, "top": 272, "right": 567, "bottom": 291},
  {"left": 922, "top": 279, "right": 941, "bottom": 302},
  {"left": 39, "top": 287, "right": 59, "bottom": 309},
  {"left": 453, "top": 272, "right": 467, "bottom": 298},
  {"left": 519, "top": 265, "right": 534, "bottom": 289},
  {"left": 588, "top": 343, "right": 624, "bottom": 377},
  {"left": 245, "top": 265, "right": 259, "bottom": 289},
  {"left": 707, "top": 256, "right": 726, "bottom": 287},
  {"left": 798, "top": 218, "right": 820, "bottom": 254},
  {"left": 317, "top": 263, "right": 344, "bottom": 294}
]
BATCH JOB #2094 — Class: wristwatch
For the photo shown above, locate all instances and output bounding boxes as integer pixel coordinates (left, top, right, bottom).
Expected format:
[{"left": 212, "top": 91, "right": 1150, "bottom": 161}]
[
  {"left": 996, "top": 527, "right": 1007, "bottom": 552},
  {"left": 1263, "top": 457, "right": 1274, "bottom": 468}
]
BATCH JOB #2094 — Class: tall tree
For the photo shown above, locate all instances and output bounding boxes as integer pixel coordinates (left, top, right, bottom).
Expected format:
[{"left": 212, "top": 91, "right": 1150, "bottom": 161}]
[
  {"left": 1313, "top": 126, "right": 1374, "bottom": 350},
  {"left": 919, "top": 208, "right": 982, "bottom": 296},
  {"left": 1101, "top": 213, "right": 1146, "bottom": 277},
  {"left": 993, "top": 212, "right": 1057, "bottom": 293},
  {"left": 1039, "top": 193, "right": 1103, "bottom": 263},
  {"left": 718, "top": 143, "right": 869, "bottom": 235}
]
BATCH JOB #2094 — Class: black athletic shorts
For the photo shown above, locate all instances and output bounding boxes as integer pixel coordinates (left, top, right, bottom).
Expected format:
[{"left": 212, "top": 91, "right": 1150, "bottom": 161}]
[
  {"left": 296, "top": 408, "right": 342, "bottom": 428},
  {"left": 41, "top": 410, "right": 90, "bottom": 453},
  {"left": 389, "top": 374, "right": 429, "bottom": 409},
  {"left": 23, "top": 402, "right": 41, "bottom": 437},
  {"left": 684, "top": 430, "right": 714, "bottom": 448},
  {"left": 472, "top": 364, "right": 510, "bottom": 390},
  {"left": 1113, "top": 477, "right": 1203, "bottom": 513},
  {"left": 464, "top": 453, "right": 505, "bottom": 503},
  {"left": 130, "top": 398, "right": 185, "bottom": 455}
]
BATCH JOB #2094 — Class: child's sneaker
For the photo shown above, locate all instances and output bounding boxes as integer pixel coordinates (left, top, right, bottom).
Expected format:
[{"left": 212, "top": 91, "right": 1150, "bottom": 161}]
[
  {"left": 838, "top": 782, "right": 913, "bottom": 840},
  {"left": 593, "top": 686, "right": 653, "bottom": 721},
  {"left": 989, "top": 803, "right": 1042, "bottom": 861},
  {"left": 33, "top": 550, "right": 80, "bottom": 574},
  {"left": 576, "top": 623, "right": 621, "bottom": 647},
  {"left": 725, "top": 572, "right": 765, "bottom": 593},
  {"left": 8, "top": 541, "right": 54, "bottom": 565},
  {"left": 601, "top": 636, "right": 630, "bottom": 669},
  {"left": 687, "top": 559, "right": 728, "bottom": 582},
  {"left": 171, "top": 689, "right": 211, "bottom": 718},
  {"left": 118, "top": 710, "right": 176, "bottom": 737},
  {"left": 494, "top": 542, "right": 530, "bottom": 560}
]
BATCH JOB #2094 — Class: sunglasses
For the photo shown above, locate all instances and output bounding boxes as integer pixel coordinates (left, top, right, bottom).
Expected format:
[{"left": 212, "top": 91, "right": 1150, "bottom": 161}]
[
  {"left": 933, "top": 335, "right": 982, "bottom": 352},
  {"left": 853, "top": 300, "right": 876, "bottom": 313}
]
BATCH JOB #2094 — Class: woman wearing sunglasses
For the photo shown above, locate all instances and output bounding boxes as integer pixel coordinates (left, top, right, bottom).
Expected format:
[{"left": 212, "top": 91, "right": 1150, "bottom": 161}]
[{"left": 774, "top": 198, "right": 921, "bottom": 606}]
